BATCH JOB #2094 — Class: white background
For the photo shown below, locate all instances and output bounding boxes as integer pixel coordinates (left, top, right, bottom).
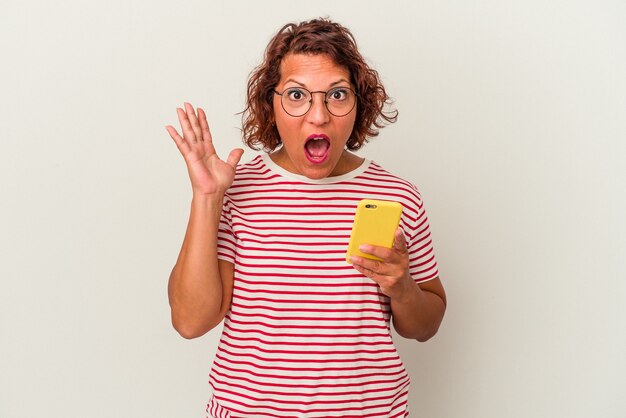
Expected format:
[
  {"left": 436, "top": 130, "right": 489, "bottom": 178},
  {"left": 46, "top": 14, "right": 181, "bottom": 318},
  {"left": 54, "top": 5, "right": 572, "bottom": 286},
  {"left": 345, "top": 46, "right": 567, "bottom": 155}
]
[{"left": 1, "top": 1, "right": 625, "bottom": 417}]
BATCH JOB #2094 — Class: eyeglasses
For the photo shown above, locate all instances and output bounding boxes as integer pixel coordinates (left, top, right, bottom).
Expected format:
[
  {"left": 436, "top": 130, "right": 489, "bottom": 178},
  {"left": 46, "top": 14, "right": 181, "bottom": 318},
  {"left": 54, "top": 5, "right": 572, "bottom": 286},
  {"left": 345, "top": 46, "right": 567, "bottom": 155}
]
[{"left": 273, "top": 86, "right": 357, "bottom": 117}]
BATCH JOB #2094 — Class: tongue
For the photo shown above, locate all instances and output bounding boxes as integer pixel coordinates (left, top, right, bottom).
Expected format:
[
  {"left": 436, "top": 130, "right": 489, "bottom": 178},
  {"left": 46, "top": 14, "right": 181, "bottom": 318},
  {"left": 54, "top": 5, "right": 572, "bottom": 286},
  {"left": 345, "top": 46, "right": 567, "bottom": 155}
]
[{"left": 305, "top": 139, "right": 330, "bottom": 157}]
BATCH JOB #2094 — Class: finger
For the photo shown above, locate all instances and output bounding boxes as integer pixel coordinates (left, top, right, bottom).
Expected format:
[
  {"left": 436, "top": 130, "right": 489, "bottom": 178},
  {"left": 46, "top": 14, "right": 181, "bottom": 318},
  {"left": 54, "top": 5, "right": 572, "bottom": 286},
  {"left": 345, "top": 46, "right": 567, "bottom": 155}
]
[
  {"left": 393, "top": 228, "right": 408, "bottom": 253},
  {"left": 350, "top": 256, "right": 376, "bottom": 277},
  {"left": 165, "top": 125, "right": 191, "bottom": 155},
  {"left": 184, "top": 102, "right": 203, "bottom": 141},
  {"left": 226, "top": 148, "right": 245, "bottom": 169},
  {"left": 197, "top": 108, "right": 213, "bottom": 142},
  {"left": 350, "top": 255, "right": 384, "bottom": 276},
  {"left": 358, "top": 243, "right": 394, "bottom": 261},
  {"left": 350, "top": 260, "right": 381, "bottom": 282},
  {"left": 361, "top": 268, "right": 377, "bottom": 280},
  {"left": 176, "top": 107, "right": 197, "bottom": 143},
  {"left": 197, "top": 107, "right": 217, "bottom": 155}
]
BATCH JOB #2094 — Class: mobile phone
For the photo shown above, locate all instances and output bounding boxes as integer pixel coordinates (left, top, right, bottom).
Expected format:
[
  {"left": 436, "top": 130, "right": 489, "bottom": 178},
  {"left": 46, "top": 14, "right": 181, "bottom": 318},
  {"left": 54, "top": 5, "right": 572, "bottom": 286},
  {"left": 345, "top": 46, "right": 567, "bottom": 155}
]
[{"left": 346, "top": 199, "right": 403, "bottom": 263}]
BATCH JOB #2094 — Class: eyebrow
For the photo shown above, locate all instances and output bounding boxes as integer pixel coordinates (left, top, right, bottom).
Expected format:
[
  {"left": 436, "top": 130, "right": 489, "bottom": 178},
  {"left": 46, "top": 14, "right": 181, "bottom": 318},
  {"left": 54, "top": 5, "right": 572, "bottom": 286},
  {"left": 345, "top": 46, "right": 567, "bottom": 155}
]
[{"left": 283, "top": 78, "right": 351, "bottom": 88}]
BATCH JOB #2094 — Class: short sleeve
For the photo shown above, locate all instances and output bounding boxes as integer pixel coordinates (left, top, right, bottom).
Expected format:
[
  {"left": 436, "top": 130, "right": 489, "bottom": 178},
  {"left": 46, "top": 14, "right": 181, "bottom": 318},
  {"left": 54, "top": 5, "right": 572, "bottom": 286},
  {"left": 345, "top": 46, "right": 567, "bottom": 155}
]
[
  {"left": 406, "top": 192, "right": 439, "bottom": 283},
  {"left": 216, "top": 195, "right": 236, "bottom": 264}
]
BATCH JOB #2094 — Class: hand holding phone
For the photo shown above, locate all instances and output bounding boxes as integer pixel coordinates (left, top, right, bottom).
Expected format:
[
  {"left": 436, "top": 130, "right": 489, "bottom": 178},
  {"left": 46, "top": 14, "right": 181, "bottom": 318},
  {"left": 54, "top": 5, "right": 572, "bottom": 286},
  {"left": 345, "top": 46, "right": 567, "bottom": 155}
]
[{"left": 346, "top": 199, "right": 403, "bottom": 263}]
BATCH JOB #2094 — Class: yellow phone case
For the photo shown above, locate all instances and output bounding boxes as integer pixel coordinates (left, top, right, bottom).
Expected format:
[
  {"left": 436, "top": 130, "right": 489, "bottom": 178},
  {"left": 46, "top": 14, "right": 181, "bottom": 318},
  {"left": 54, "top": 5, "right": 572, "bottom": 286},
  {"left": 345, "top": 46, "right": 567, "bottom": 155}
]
[{"left": 346, "top": 199, "right": 403, "bottom": 263}]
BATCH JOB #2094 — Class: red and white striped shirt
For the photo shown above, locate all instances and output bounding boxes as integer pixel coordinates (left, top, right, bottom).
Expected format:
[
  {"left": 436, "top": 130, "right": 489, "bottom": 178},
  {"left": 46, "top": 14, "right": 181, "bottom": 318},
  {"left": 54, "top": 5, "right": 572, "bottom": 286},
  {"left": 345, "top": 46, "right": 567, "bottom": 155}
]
[{"left": 208, "top": 154, "right": 439, "bottom": 418}]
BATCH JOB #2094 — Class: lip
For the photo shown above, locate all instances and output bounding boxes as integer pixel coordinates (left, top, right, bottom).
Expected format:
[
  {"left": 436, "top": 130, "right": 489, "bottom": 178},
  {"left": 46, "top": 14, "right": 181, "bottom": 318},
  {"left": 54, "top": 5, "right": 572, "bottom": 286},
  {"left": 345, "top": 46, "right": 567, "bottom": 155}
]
[
  {"left": 304, "top": 133, "right": 331, "bottom": 164},
  {"left": 306, "top": 133, "right": 330, "bottom": 141}
]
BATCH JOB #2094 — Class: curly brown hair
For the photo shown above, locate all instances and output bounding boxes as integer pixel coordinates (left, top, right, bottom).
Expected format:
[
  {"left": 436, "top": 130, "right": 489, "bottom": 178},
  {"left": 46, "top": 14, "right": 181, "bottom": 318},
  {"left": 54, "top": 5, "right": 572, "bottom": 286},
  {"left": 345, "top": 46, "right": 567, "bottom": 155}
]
[{"left": 242, "top": 18, "right": 398, "bottom": 152}]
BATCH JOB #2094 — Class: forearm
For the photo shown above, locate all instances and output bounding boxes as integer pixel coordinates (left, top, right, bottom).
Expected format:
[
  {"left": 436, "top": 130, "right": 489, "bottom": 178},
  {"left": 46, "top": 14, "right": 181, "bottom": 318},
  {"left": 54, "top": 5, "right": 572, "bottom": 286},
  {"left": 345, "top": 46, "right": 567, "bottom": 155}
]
[
  {"left": 168, "top": 194, "right": 225, "bottom": 337},
  {"left": 390, "top": 280, "right": 446, "bottom": 342}
]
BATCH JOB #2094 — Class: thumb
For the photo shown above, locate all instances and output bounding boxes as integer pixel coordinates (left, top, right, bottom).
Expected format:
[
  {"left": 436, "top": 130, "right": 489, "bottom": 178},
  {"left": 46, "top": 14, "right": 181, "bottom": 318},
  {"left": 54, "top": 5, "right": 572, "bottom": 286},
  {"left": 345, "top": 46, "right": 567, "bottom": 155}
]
[
  {"left": 393, "top": 227, "right": 408, "bottom": 253},
  {"left": 226, "top": 148, "right": 244, "bottom": 168}
]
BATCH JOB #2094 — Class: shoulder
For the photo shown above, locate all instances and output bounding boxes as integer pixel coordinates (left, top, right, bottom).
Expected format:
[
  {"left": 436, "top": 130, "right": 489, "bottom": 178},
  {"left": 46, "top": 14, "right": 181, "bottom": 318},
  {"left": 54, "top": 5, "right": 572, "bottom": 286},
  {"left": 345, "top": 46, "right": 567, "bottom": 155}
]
[
  {"left": 228, "top": 154, "right": 274, "bottom": 188},
  {"left": 362, "top": 161, "right": 424, "bottom": 205},
  {"left": 232, "top": 154, "right": 266, "bottom": 178}
]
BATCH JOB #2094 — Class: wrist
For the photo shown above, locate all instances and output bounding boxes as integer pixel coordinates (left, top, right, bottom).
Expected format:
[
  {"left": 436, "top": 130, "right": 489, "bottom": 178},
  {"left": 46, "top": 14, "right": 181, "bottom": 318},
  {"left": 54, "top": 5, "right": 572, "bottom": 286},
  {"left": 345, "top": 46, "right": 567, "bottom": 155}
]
[
  {"left": 393, "top": 275, "right": 419, "bottom": 305},
  {"left": 191, "top": 192, "right": 225, "bottom": 206},
  {"left": 190, "top": 194, "right": 225, "bottom": 222}
]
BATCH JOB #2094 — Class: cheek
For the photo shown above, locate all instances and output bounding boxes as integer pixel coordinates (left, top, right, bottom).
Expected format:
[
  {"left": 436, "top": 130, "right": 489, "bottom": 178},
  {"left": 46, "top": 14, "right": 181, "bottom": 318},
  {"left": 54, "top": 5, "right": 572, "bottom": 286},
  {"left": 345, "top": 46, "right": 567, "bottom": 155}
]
[
  {"left": 274, "top": 113, "right": 298, "bottom": 145},
  {"left": 344, "top": 114, "right": 358, "bottom": 138}
]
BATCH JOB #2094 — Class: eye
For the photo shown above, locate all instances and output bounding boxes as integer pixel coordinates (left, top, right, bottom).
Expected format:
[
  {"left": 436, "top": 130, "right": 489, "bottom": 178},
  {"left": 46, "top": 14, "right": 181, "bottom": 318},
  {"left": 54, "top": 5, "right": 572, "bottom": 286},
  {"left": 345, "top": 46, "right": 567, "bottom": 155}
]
[
  {"left": 285, "top": 88, "right": 308, "bottom": 101},
  {"left": 328, "top": 87, "right": 349, "bottom": 101}
]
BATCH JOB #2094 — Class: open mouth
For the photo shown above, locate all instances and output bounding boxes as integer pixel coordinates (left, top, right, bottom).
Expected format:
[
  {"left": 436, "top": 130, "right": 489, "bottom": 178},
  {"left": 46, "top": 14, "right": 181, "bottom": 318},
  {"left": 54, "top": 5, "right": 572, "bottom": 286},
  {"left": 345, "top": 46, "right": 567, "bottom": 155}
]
[{"left": 304, "top": 134, "right": 330, "bottom": 163}]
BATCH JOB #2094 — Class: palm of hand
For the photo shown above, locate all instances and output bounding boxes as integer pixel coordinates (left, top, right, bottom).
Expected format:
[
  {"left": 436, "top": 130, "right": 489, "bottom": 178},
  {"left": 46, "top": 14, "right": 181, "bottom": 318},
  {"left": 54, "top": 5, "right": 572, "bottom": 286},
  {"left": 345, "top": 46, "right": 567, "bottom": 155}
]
[{"left": 166, "top": 103, "right": 244, "bottom": 196}]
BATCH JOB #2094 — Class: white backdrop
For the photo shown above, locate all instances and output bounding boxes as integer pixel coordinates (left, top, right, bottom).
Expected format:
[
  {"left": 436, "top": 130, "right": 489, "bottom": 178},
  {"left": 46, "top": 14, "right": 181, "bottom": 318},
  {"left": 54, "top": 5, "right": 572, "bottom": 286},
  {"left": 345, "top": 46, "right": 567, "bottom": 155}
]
[{"left": 1, "top": 1, "right": 624, "bottom": 417}]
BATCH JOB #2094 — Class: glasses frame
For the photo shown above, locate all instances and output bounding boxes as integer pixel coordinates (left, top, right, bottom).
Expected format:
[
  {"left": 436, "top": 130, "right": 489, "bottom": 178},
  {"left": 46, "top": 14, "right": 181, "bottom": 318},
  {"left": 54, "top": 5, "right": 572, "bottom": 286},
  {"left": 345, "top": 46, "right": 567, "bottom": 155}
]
[{"left": 272, "top": 87, "right": 358, "bottom": 117}]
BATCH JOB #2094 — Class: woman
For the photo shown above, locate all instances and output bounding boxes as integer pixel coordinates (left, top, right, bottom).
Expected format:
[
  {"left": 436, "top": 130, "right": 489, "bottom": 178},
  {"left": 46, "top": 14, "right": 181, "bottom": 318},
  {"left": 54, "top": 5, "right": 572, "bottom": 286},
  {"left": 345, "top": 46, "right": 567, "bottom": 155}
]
[{"left": 166, "top": 18, "right": 446, "bottom": 418}]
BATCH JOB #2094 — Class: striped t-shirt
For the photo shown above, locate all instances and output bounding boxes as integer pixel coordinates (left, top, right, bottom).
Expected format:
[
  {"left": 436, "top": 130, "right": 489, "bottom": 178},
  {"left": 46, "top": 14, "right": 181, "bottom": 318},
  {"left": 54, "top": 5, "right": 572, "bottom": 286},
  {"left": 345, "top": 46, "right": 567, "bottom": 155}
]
[{"left": 208, "top": 153, "right": 439, "bottom": 418}]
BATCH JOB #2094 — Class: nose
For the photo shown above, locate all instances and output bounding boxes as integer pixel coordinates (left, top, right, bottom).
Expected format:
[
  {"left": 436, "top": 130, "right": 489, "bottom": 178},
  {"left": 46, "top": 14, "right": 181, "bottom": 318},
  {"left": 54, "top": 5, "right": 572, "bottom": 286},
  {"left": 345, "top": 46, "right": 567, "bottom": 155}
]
[{"left": 305, "top": 92, "right": 331, "bottom": 125}]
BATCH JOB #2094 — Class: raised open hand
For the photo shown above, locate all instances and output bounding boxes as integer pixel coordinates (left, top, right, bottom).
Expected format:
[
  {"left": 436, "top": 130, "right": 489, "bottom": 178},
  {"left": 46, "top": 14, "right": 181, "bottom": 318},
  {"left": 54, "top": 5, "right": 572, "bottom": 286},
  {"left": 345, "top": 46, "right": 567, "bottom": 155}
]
[{"left": 165, "top": 103, "right": 244, "bottom": 196}]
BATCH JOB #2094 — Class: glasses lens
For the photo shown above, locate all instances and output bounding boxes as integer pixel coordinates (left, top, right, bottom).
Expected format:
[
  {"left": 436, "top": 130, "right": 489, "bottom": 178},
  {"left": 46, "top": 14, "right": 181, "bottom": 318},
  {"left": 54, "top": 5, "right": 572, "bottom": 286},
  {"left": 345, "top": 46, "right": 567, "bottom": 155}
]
[
  {"left": 325, "top": 87, "right": 356, "bottom": 117},
  {"left": 281, "top": 88, "right": 311, "bottom": 117},
  {"left": 279, "top": 87, "right": 356, "bottom": 117}
]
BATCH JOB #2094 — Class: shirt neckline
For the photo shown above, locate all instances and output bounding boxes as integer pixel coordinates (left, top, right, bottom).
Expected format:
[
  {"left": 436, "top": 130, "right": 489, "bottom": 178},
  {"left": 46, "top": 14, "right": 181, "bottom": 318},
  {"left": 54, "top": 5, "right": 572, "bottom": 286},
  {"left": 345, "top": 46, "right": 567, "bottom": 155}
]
[{"left": 261, "top": 153, "right": 371, "bottom": 184}]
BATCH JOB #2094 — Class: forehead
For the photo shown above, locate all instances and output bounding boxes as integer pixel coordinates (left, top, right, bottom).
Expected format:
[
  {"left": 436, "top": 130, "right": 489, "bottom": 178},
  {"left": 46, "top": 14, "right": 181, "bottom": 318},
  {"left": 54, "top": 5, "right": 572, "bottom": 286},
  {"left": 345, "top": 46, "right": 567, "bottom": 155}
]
[{"left": 278, "top": 53, "right": 351, "bottom": 86}]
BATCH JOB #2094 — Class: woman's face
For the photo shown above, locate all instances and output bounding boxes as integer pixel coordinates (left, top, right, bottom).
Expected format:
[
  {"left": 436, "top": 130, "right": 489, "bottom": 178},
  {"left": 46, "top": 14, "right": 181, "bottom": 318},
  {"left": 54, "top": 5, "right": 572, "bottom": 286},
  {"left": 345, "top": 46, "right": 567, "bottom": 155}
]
[{"left": 271, "top": 53, "right": 358, "bottom": 179}]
